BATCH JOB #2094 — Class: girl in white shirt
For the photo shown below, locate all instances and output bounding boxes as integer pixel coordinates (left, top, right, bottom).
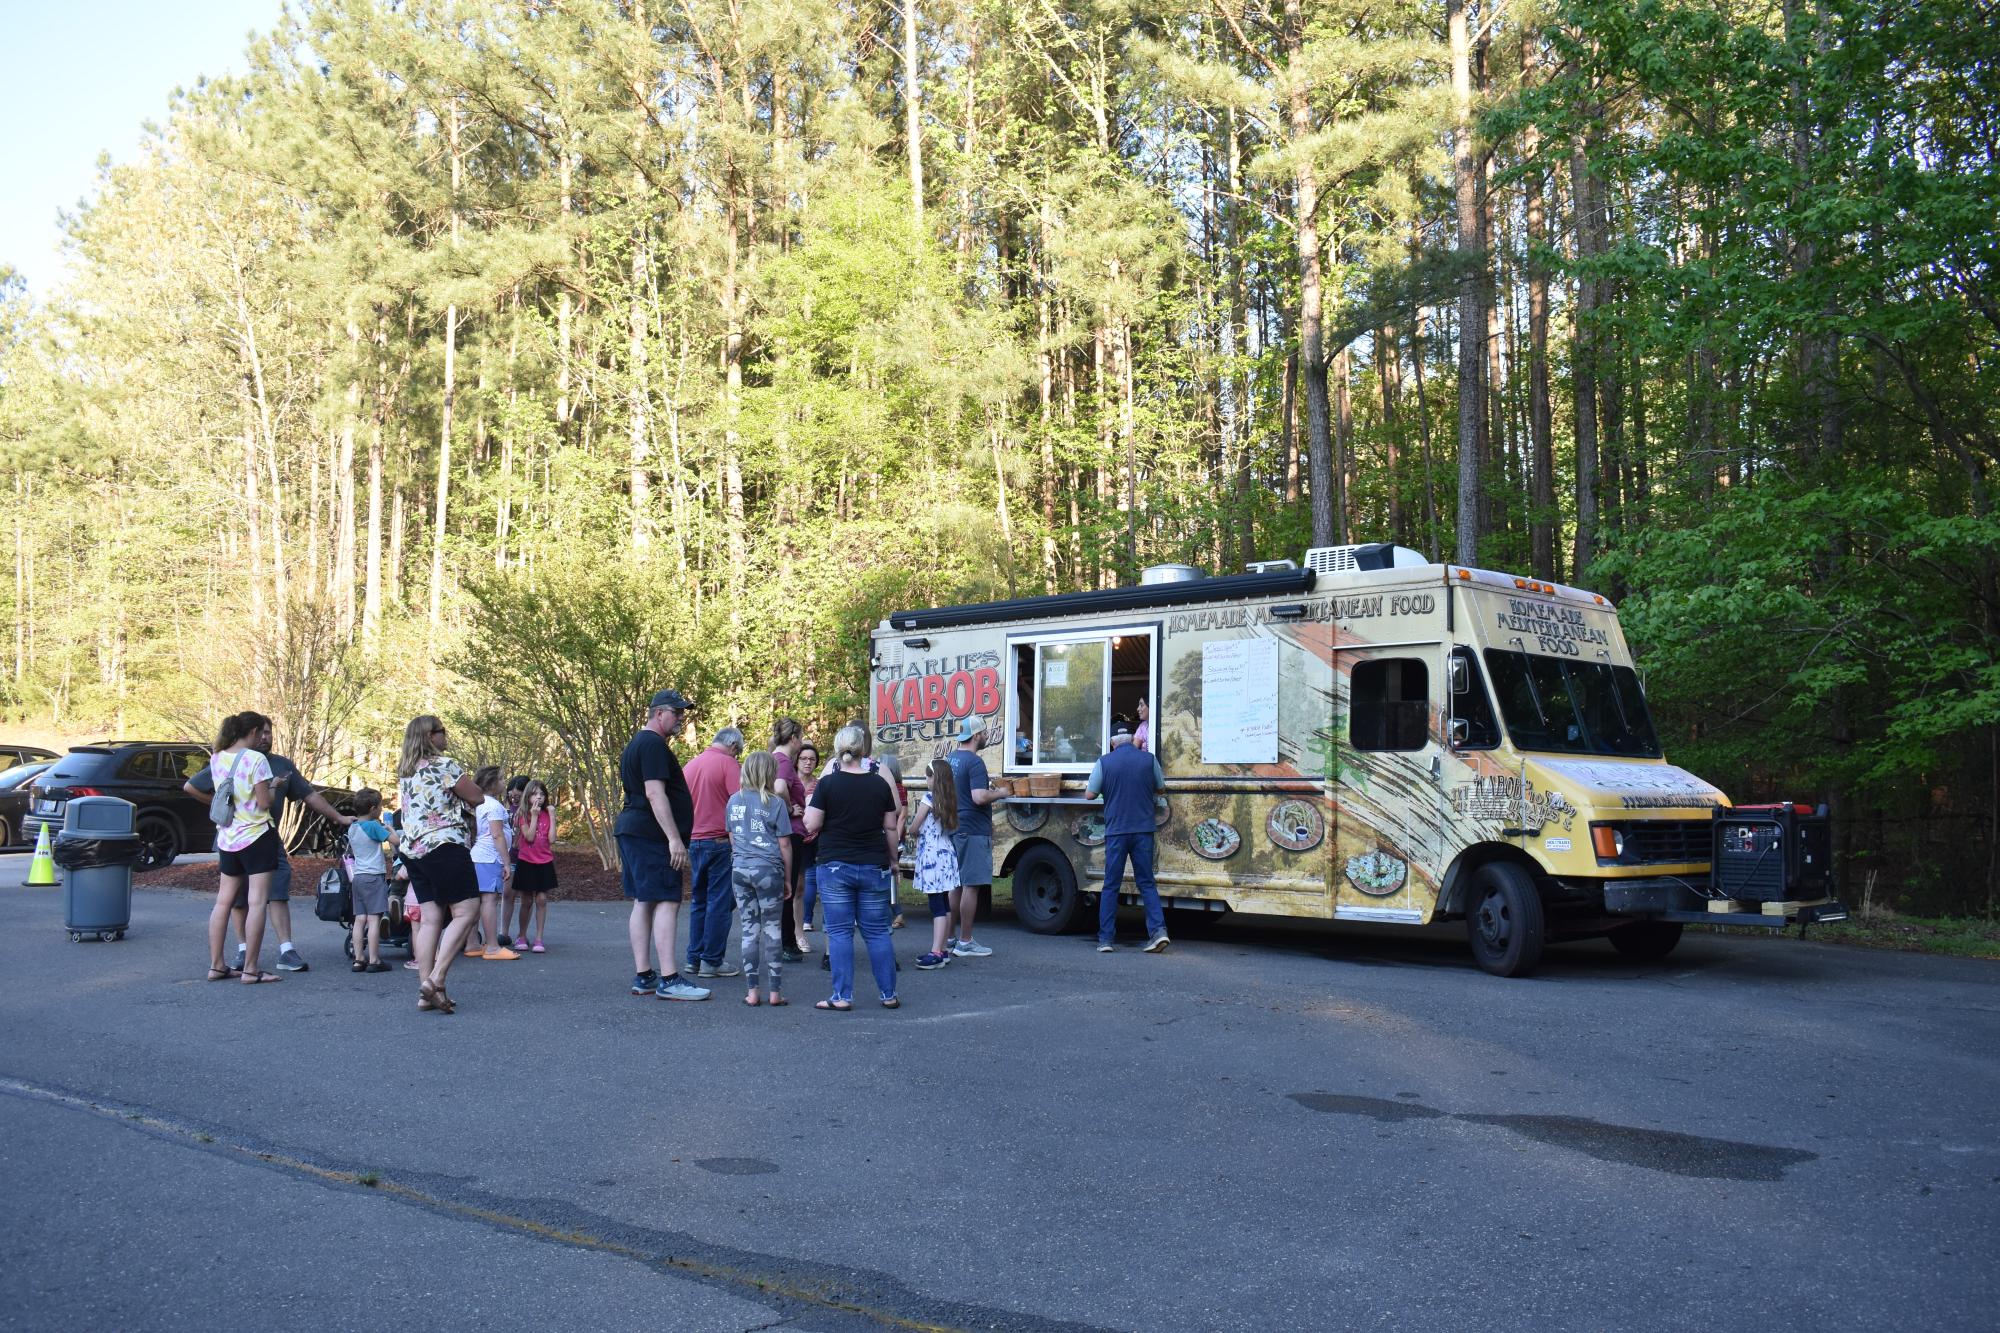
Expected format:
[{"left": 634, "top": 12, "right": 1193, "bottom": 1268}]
[{"left": 467, "top": 765, "right": 518, "bottom": 960}]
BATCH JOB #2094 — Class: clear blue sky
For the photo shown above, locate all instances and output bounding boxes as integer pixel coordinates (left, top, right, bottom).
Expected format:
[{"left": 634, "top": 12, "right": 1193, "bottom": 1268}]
[{"left": 0, "top": 0, "right": 281, "bottom": 295}]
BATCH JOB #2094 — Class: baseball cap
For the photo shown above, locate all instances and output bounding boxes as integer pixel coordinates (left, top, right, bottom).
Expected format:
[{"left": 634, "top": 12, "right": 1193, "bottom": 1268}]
[
  {"left": 649, "top": 689, "right": 695, "bottom": 712},
  {"left": 1110, "top": 720, "right": 1133, "bottom": 738},
  {"left": 956, "top": 717, "right": 982, "bottom": 742}
]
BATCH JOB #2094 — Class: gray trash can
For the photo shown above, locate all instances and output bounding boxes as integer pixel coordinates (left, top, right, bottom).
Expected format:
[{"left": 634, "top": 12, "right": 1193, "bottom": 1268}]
[{"left": 58, "top": 795, "right": 139, "bottom": 942}]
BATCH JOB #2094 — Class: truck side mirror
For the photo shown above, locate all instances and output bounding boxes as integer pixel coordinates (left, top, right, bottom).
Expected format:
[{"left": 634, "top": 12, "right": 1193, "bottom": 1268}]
[
  {"left": 1448, "top": 654, "right": 1470, "bottom": 696},
  {"left": 1449, "top": 718, "right": 1471, "bottom": 748}
]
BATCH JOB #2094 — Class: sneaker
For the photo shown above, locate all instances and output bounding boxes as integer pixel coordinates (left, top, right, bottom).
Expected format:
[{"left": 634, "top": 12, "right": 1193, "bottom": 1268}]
[
  {"left": 277, "top": 946, "right": 309, "bottom": 972},
  {"left": 1097, "top": 942, "right": 1116, "bottom": 953},
  {"left": 780, "top": 948, "right": 805, "bottom": 963},
  {"left": 915, "top": 951, "right": 950, "bottom": 970},
  {"left": 497, "top": 934, "right": 513, "bottom": 949},
  {"left": 484, "top": 946, "right": 521, "bottom": 960},
  {"left": 631, "top": 969, "right": 660, "bottom": 996},
  {"left": 698, "top": 961, "right": 742, "bottom": 978},
  {"left": 231, "top": 944, "right": 246, "bottom": 972},
  {"left": 801, "top": 921, "right": 813, "bottom": 932},
  {"left": 951, "top": 939, "right": 993, "bottom": 958},
  {"left": 656, "top": 974, "right": 712, "bottom": 1001},
  {"left": 1142, "top": 933, "right": 1171, "bottom": 953}
]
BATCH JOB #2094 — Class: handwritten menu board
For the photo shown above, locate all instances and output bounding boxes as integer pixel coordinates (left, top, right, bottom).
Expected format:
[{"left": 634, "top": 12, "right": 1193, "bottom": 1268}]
[{"left": 1201, "top": 638, "right": 1278, "bottom": 765}]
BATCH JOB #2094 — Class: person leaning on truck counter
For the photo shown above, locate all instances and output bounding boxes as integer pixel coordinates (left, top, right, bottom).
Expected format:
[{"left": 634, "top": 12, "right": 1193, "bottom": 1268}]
[
  {"left": 945, "top": 717, "right": 1005, "bottom": 958},
  {"left": 1085, "top": 722, "right": 1170, "bottom": 954}
]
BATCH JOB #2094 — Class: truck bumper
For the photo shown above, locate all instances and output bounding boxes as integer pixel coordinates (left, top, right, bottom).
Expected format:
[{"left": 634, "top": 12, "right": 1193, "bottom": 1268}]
[{"left": 1584, "top": 878, "right": 1849, "bottom": 929}]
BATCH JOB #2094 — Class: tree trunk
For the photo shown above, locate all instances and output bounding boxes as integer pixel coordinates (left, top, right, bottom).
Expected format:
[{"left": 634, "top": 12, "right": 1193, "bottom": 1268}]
[
  {"left": 1571, "top": 137, "right": 1602, "bottom": 578},
  {"left": 1449, "top": 0, "right": 1484, "bottom": 564},
  {"left": 1523, "top": 29, "right": 1556, "bottom": 579},
  {"left": 1284, "top": 0, "right": 1334, "bottom": 546},
  {"left": 430, "top": 101, "right": 462, "bottom": 633},
  {"left": 903, "top": 0, "right": 924, "bottom": 231},
  {"left": 1333, "top": 344, "right": 1352, "bottom": 543}
]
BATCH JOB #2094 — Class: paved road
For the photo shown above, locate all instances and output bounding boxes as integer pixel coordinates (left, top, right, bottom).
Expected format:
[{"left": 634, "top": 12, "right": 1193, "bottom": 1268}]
[{"left": 1, "top": 854, "right": 1995, "bottom": 1331}]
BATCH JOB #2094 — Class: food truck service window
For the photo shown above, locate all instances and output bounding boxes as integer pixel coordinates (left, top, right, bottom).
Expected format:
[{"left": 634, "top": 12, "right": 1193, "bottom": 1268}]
[
  {"left": 1350, "top": 657, "right": 1430, "bottom": 752},
  {"left": 1008, "top": 627, "right": 1156, "bottom": 771}
]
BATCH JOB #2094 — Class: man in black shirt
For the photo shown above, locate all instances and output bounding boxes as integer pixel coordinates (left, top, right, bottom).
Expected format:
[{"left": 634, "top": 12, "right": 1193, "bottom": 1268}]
[{"left": 615, "top": 689, "right": 710, "bottom": 1001}]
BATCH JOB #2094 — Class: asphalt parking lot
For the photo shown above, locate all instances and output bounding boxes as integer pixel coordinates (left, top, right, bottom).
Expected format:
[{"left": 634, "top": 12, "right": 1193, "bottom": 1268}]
[{"left": 1, "top": 854, "right": 1995, "bottom": 1331}]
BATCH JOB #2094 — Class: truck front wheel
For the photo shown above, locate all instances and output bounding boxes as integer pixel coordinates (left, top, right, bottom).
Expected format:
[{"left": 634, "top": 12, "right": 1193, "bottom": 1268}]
[
  {"left": 1011, "top": 844, "right": 1081, "bottom": 934},
  {"left": 1609, "top": 920, "right": 1683, "bottom": 961},
  {"left": 1466, "top": 861, "right": 1546, "bottom": 977}
]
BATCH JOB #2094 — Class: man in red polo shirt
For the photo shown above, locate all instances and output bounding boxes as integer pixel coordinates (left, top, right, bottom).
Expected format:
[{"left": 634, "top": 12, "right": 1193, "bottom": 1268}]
[{"left": 682, "top": 726, "right": 744, "bottom": 977}]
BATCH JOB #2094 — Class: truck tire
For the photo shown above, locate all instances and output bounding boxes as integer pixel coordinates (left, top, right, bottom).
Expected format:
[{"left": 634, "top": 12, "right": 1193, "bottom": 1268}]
[
  {"left": 1466, "top": 861, "right": 1546, "bottom": 977},
  {"left": 1609, "top": 920, "right": 1683, "bottom": 961},
  {"left": 1011, "top": 844, "right": 1082, "bottom": 934},
  {"left": 134, "top": 814, "right": 182, "bottom": 873}
]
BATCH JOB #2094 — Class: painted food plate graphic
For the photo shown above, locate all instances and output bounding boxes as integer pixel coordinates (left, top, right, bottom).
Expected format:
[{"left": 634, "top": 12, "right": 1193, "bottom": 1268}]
[
  {"left": 1344, "top": 850, "right": 1408, "bottom": 897},
  {"left": 1070, "top": 812, "right": 1107, "bottom": 847},
  {"left": 1007, "top": 802, "right": 1049, "bottom": 834},
  {"left": 1190, "top": 818, "right": 1242, "bottom": 861},
  {"left": 1267, "top": 799, "right": 1324, "bottom": 852}
]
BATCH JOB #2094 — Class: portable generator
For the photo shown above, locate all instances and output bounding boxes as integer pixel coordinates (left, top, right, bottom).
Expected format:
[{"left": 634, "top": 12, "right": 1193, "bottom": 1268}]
[{"left": 1711, "top": 803, "right": 1832, "bottom": 902}]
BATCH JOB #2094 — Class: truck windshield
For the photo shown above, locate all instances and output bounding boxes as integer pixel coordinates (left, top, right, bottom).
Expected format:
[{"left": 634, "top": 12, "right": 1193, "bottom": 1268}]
[{"left": 1481, "top": 650, "right": 1662, "bottom": 757}]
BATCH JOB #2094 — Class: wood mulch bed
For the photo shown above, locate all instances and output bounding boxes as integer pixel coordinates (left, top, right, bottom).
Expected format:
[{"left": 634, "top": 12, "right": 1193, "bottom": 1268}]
[{"left": 145, "top": 846, "right": 628, "bottom": 901}]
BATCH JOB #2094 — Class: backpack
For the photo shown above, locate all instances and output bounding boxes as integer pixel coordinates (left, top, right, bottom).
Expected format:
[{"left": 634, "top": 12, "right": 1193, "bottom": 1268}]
[
  {"left": 208, "top": 752, "right": 242, "bottom": 828},
  {"left": 314, "top": 862, "right": 353, "bottom": 924}
]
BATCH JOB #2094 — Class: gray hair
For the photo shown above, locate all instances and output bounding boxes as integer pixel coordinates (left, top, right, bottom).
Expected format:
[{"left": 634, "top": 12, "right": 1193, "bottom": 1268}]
[
  {"left": 713, "top": 726, "right": 745, "bottom": 750},
  {"left": 1109, "top": 731, "right": 1133, "bottom": 748},
  {"left": 878, "top": 752, "right": 904, "bottom": 782},
  {"left": 833, "top": 724, "right": 868, "bottom": 766}
]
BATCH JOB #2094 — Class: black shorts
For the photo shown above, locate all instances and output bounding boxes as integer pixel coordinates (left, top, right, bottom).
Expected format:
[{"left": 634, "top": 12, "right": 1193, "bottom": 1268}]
[
  {"left": 514, "top": 858, "right": 557, "bottom": 895},
  {"left": 407, "top": 842, "right": 480, "bottom": 907},
  {"left": 217, "top": 830, "right": 283, "bottom": 878}
]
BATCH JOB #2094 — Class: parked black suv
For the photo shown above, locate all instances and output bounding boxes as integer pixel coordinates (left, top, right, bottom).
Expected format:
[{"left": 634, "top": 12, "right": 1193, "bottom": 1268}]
[{"left": 26, "top": 742, "right": 214, "bottom": 871}]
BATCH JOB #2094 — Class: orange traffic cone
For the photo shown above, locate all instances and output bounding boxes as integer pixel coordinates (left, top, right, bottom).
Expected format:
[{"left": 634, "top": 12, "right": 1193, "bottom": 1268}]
[{"left": 26, "top": 823, "right": 57, "bottom": 887}]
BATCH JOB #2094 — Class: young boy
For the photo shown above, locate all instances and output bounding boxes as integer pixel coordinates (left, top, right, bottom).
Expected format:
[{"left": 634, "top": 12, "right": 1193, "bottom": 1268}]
[{"left": 347, "top": 790, "right": 396, "bottom": 973}]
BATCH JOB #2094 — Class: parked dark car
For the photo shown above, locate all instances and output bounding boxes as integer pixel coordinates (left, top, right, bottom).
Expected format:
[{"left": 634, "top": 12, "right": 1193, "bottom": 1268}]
[
  {"left": 27, "top": 741, "right": 357, "bottom": 871},
  {"left": 0, "top": 744, "right": 57, "bottom": 771},
  {"left": 26, "top": 742, "right": 214, "bottom": 871},
  {"left": 0, "top": 760, "right": 53, "bottom": 848}
]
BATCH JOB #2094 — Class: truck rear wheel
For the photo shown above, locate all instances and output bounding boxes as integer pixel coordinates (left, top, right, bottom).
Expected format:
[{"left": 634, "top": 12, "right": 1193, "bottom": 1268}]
[
  {"left": 1466, "top": 861, "right": 1546, "bottom": 977},
  {"left": 1011, "top": 844, "right": 1081, "bottom": 934},
  {"left": 1609, "top": 920, "right": 1683, "bottom": 961}
]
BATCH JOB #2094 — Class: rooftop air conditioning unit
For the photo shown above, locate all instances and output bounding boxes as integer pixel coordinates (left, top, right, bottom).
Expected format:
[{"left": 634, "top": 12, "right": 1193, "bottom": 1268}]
[
  {"left": 1305, "top": 543, "right": 1430, "bottom": 575},
  {"left": 1139, "top": 563, "right": 1205, "bottom": 585}
]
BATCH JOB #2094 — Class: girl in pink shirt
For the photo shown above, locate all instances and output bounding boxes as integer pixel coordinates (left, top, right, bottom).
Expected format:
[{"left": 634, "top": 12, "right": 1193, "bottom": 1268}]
[{"left": 512, "top": 779, "right": 557, "bottom": 952}]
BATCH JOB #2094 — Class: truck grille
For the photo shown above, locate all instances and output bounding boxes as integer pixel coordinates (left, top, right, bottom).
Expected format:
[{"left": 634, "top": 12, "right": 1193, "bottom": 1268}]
[{"left": 1622, "top": 820, "right": 1709, "bottom": 865}]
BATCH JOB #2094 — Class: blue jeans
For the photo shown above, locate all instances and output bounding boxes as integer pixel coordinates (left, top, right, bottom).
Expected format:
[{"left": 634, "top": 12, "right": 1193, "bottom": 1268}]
[
  {"left": 685, "top": 839, "right": 735, "bottom": 968},
  {"left": 1098, "top": 833, "right": 1165, "bottom": 945},
  {"left": 801, "top": 863, "right": 819, "bottom": 926},
  {"left": 818, "top": 861, "right": 897, "bottom": 1004}
]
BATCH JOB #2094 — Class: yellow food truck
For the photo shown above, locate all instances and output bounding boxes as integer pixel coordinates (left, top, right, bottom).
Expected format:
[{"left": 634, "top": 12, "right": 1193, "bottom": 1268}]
[{"left": 868, "top": 544, "right": 1845, "bottom": 976}]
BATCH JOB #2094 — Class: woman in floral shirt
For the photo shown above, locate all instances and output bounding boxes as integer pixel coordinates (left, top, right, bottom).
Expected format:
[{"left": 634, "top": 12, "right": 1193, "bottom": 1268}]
[
  {"left": 397, "top": 714, "right": 487, "bottom": 1013},
  {"left": 206, "top": 711, "right": 279, "bottom": 984}
]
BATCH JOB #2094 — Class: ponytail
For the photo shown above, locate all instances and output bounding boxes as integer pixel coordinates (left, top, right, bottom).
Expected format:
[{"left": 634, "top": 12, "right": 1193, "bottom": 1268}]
[{"left": 832, "top": 724, "right": 867, "bottom": 767}]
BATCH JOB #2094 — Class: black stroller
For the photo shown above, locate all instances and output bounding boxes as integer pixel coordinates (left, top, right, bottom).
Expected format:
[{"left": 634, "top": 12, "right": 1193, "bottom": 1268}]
[{"left": 315, "top": 850, "right": 417, "bottom": 961}]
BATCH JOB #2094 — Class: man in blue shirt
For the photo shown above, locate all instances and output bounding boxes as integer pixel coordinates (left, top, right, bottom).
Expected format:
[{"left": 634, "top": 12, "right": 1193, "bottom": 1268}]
[
  {"left": 944, "top": 717, "right": 1006, "bottom": 958},
  {"left": 1084, "top": 722, "right": 1169, "bottom": 953}
]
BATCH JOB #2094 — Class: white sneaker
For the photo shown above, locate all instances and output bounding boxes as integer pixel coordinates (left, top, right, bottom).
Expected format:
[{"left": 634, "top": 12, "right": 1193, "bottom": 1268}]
[
  {"left": 1096, "top": 942, "right": 1115, "bottom": 953},
  {"left": 951, "top": 938, "right": 993, "bottom": 958},
  {"left": 1142, "top": 933, "right": 1171, "bottom": 953}
]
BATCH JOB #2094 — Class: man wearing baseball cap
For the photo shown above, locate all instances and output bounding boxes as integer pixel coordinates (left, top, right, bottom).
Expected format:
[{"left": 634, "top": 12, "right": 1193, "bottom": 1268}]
[
  {"left": 614, "top": 689, "right": 711, "bottom": 1001},
  {"left": 943, "top": 716, "right": 1006, "bottom": 958}
]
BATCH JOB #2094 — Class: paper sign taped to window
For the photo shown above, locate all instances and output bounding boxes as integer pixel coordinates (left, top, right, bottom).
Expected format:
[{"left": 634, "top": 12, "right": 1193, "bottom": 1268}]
[
  {"left": 1202, "top": 638, "right": 1278, "bottom": 765},
  {"left": 1044, "top": 659, "right": 1069, "bottom": 688}
]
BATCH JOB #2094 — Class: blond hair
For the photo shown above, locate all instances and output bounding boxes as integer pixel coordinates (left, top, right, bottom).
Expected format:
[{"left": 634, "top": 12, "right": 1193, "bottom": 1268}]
[
  {"left": 832, "top": 724, "right": 868, "bottom": 767},
  {"left": 398, "top": 715, "right": 446, "bottom": 779},
  {"left": 740, "top": 749, "right": 778, "bottom": 799}
]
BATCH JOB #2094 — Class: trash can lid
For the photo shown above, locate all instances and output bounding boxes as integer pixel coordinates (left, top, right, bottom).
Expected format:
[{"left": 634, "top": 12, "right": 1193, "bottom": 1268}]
[{"left": 64, "top": 795, "right": 137, "bottom": 835}]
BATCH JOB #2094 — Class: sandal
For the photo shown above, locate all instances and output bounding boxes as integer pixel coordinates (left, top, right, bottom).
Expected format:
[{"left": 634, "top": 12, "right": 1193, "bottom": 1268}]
[
  {"left": 351, "top": 961, "right": 367, "bottom": 973},
  {"left": 240, "top": 971, "right": 280, "bottom": 985},
  {"left": 206, "top": 967, "right": 240, "bottom": 982},
  {"left": 767, "top": 995, "right": 788, "bottom": 1007},
  {"left": 419, "top": 979, "right": 455, "bottom": 1014},
  {"left": 744, "top": 992, "right": 761, "bottom": 1007},
  {"left": 814, "top": 999, "right": 853, "bottom": 1012},
  {"left": 881, "top": 996, "right": 901, "bottom": 1009}
]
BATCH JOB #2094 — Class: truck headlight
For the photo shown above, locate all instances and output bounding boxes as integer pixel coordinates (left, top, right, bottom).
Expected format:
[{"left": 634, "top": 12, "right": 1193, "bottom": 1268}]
[{"left": 1590, "top": 824, "right": 1626, "bottom": 861}]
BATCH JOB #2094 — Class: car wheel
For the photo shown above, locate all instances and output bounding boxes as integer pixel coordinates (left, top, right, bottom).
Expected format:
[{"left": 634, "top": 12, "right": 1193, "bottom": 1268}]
[
  {"left": 1609, "top": 920, "right": 1684, "bottom": 961},
  {"left": 0, "top": 817, "right": 11, "bottom": 849},
  {"left": 135, "top": 815, "right": 182, "bottom": 873},
  {"left": 1465, "top": 860, "right": 1547, "bottom": 977},
  {"left": 1011, "top": 844, "right": 1082, "bottom": 934}
]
